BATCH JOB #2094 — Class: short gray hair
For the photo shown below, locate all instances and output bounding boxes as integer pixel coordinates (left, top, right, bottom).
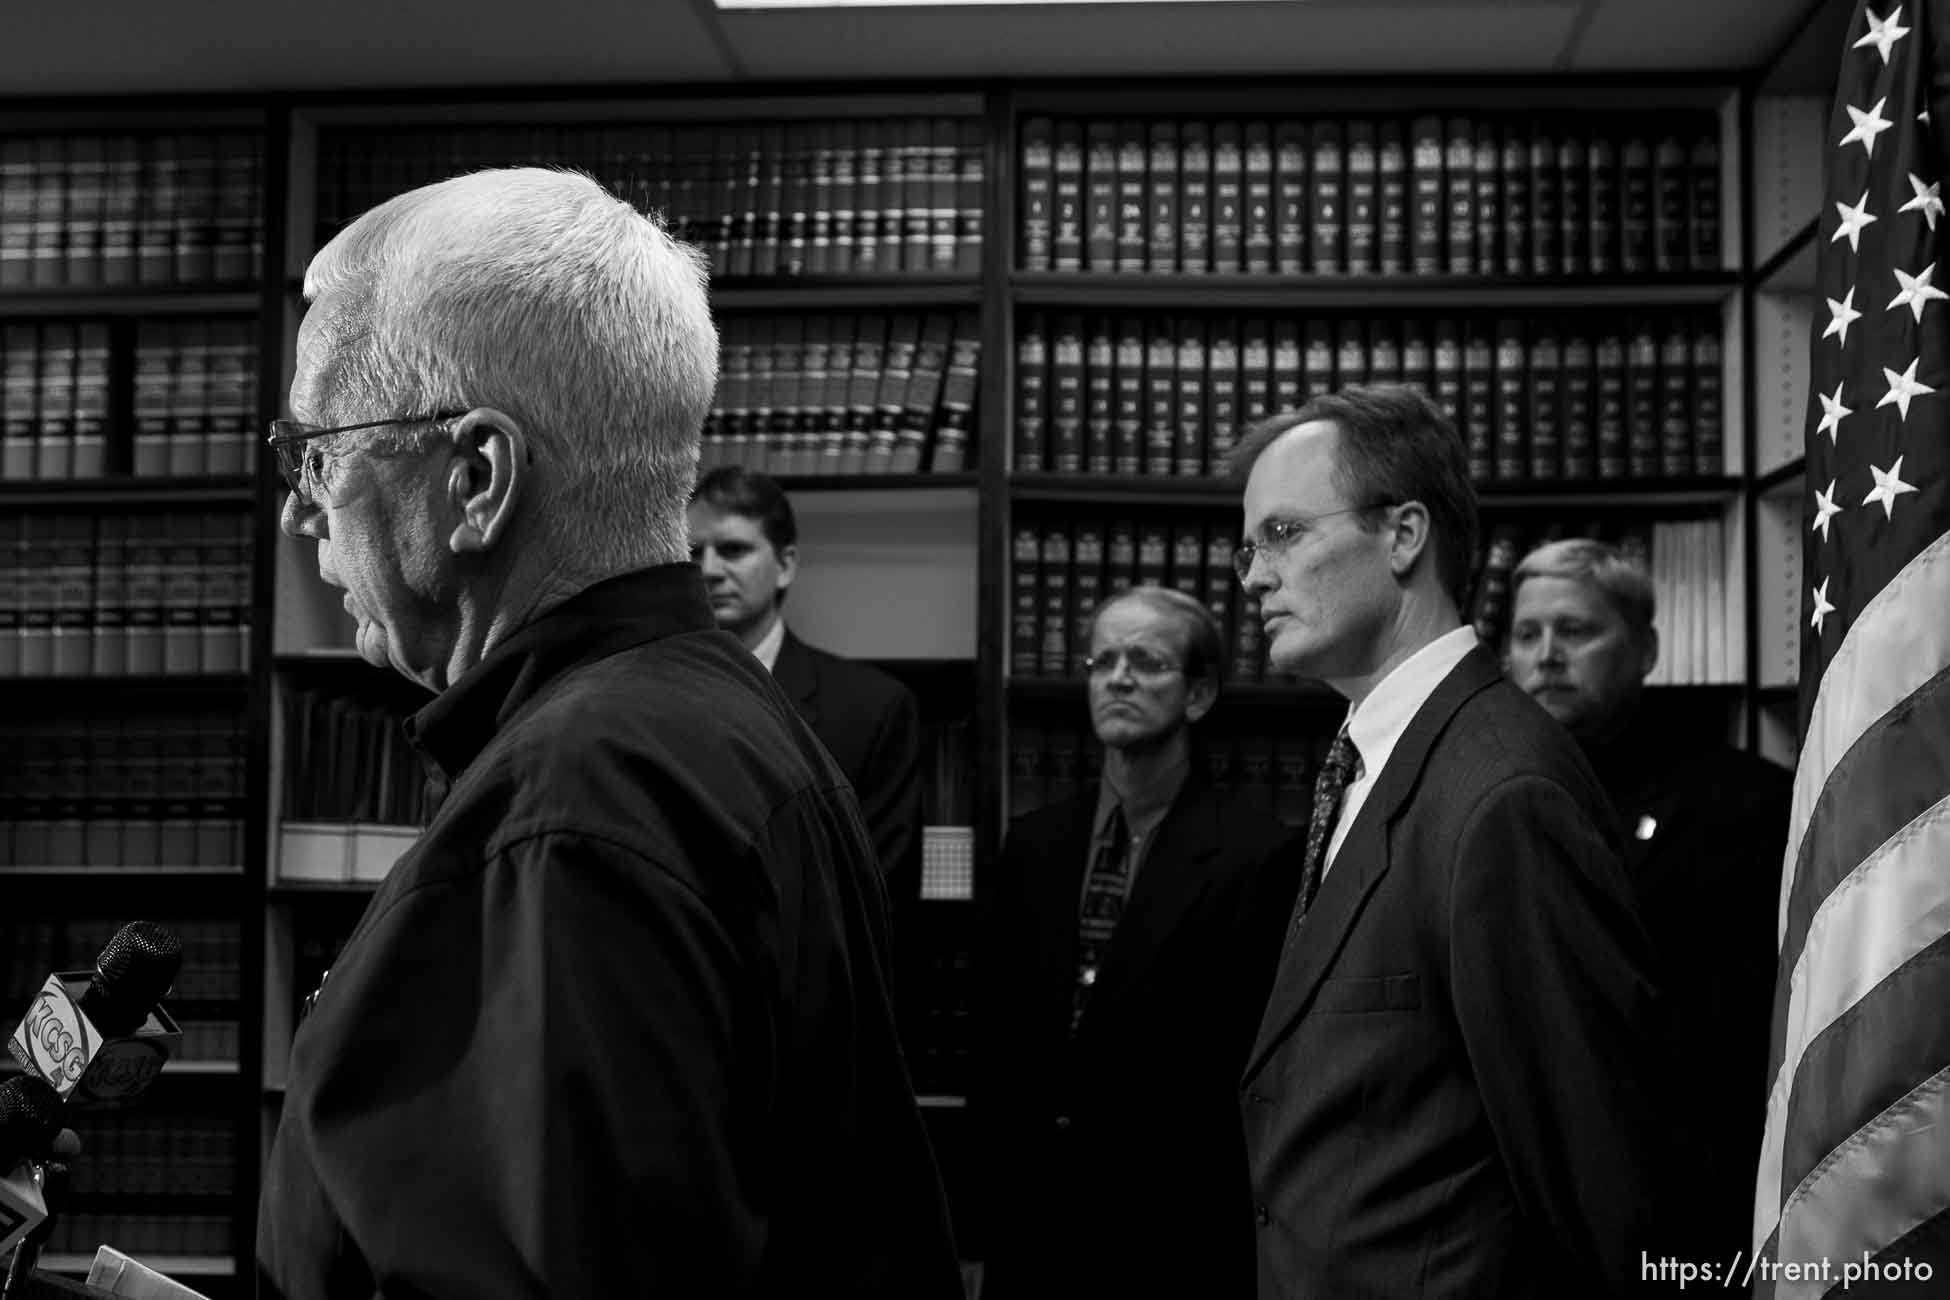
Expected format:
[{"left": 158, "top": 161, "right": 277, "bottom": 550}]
[
  {"left": 302, "top": 167, "right": 718, "bottom": 571},
  {"left": 1511, "top": 537, "right": 1656, "bottom": 641}
]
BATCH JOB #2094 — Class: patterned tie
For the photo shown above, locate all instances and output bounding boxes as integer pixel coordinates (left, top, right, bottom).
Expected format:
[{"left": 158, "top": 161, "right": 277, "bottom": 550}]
[
  {"left": 1072, "top": 804, "right": 1132, "bottom": 1033},
  {"left": 1291, "top": 726, "right": 1362, "bottom": 938}
]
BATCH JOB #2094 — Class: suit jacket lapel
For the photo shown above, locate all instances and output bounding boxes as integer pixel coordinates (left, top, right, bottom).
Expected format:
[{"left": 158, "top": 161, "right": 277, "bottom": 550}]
[
  {"left": 1086, "top": 782, "right": 1223, "bottom": 1019},
  {"left": 771, "top": 628, "right": 821, "bottom": 727},
  {"left": 1242, "top": 646, "right": 1505, "bottom": 1082}
]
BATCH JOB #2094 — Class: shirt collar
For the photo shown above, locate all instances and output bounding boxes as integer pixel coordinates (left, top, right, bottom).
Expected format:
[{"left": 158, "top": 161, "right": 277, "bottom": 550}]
[
  {"left": 1094, "top": 755, "right": 1191, "bottom": 839},
  {"left": 1343, "top": 625, "right": 1480, "bottom": 782},
  {"left": 406, "top": 563, "right": 717, "bottom": 783},
  {"left": 751, "top": 613, "right": 787, "bottom": 673}
]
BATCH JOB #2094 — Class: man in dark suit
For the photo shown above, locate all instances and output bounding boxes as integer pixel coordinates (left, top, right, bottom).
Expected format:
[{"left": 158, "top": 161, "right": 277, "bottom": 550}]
[
  {"left": 972, "top": 584, "right": 1297, "bottom": 1300},
  {"left": 689, "top": 465, "right": 922, "bottom": 884},
  {"left": 1508, "top": 537, "right": 1792, "bottom": 1266},
  {"left": 1232, "top": 385, "right": 1668, "bottom": 1299}
]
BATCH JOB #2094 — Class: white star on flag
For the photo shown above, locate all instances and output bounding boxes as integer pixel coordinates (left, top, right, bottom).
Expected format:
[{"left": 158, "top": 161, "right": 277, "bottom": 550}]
[
  {"left": 1888, "top": 264, "right": 1949, "bottom": 322},
  {"left": 1853, "top": 5, "right": 1911, "bottom": 63},
  {"left": 1900, "top": 173, "right": 1944, "bottom": 231},
  {"left": 1834, "top": 191, "right": 1878, "bottom": 252},
  {"left": 1817, "top": 383, "right": 1852, "bottom": 443},
  {"left": 1824, "top": 287, "right": 1864, "bottom": 344},
  {"left": 1863, "top": 456, "right": 1919, "bottom": 520},
  {"left": 1841, "top": 98, "right": 1895, "bottom": 157},
  {"left": 1810, "top": 577, "right": 1836, "bottom": 634},
  {"left": 1812, "top": 480, "right": 1844, "bottom": 542},
  {"left": 1876, "top": 358, "right": 1934, "bottom": 419}
]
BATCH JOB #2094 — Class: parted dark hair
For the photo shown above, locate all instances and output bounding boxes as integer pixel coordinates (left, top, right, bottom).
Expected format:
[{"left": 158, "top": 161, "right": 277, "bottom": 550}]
[
  {"left": 1227, "top": 383, "right": 1480, "bottom": 611},
  {"left": 691, "top": 464, "right": 797, "bottom": 553},
  {"left": 1088, "top": 585, "right": 1227, "bottom": 686}
]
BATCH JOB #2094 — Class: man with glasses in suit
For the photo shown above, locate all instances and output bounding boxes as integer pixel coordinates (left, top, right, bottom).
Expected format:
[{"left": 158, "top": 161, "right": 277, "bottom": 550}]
[
  {"left": 1232, "top": 384, "right": 1668, "bottom": 1299},
  {"left": 971, "top": 584, "right": 1296, "bottom": 1299}
]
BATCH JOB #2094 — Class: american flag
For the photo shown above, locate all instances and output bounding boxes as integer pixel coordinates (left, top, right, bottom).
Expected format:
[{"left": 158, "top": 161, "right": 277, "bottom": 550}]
[{"left": 1750, "top": 2, "right": 1950, "bottom": 1294}]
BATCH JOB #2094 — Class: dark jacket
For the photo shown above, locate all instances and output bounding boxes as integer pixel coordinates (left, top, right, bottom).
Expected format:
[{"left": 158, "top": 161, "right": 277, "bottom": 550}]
[
  {"left": 973, "top": 773, "right": 1298, "bottom": 1299},
  {"left": 1242, "top": 647, "right": 1668, "bottom": 1300},
  {"left": 773, "top": 629, "right": 923, "bottom": 886},
  {"left": 1588, "top": 717, "right": 1793, "bottom": 1264},
  {"left": 257, "top": 566, "right": 961, "bottom": 1300}
]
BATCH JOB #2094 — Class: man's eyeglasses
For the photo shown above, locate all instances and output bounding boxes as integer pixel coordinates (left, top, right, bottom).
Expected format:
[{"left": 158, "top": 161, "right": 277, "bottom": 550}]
[
  {"left": 1083, "top": 646, "right": 1183, "bottom": 679},
  {"left": 267, "top": 411, "right": 470, "bottom": 505},
  {"left": 1231, "top": 501, "right": 1399, "bottom": 582}
]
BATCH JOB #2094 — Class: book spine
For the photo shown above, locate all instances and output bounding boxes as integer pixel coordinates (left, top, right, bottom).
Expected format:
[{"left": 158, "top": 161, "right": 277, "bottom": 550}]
[
  {"left": 1147, "top": 121, "right": 1181, "bottom": 272},
  {"left": 1210, "top": 121, "right": 1245, "bottom": 273},
  {"left": 1014, "top": 314, "right": 1048, "bottom": 472},
  {"left": 1401, "top": 317, "right": 1433, "bottom": 393},
  {"left": 928, "top": 118, "right": 961, "bottom": 273},
  {"left": 1410, "top": 115, "right": 1445, "bottom": 276},
  {"left": 1052, "top": 120, "right": 1085, "bottom": 271},
  {"left": 931, "top": 312, "right": 981, "bottom": 473},
  {"left": 1308, "top": 120, "right": 1343, "bottom": 274},
  {"left": 1462, "top": 319, "right": 1495, "bottom": 482},
  {"left": 1111, "top": 318, "right": 1145, "bottom": 475},
  {"left": 1083, "top": 321, "right": 1115, "bottom": 474},
  {"left": 956, "top": 118, "right": 985, "bottom": 275},
  {"left": 30, "top": 137, "right": 68, "bottom": 289},
  {"left": 892, "top": 314, "right": 951, "bottom": 473},
  {"left": 1069, "top": 524, "right": 1105, "bottom": 675},
  {"left": 1472, "top": 122, "right": 1502, "bottom": 276},
  {"left": 1619, "top": 134, "right": 1654, "bottom": 275},
  {"left": 1243, "top": 121, "right": 1275, "bottom": 273},
  {"left": 1048, "top": 315, "right": 1086, "bottom": 474},
  {"left": 1174, "top": 319, "right": 1207, "bottom": 477},
  {"left": 1344, "top": 120, "right": 1378, "bottom": 275},
  {"left": 1528, "top": 125, "right": 1559, "bottom": 278},
  {"left": 1273, "top": 121, "right": 1308, "bottom": 273},
  {"left": 1500, "top": 124, "right": 1530, "bottom": 278},
  {"left": 1011, "top": 527, "right": 1041, "bottom": 674},
  {"left": 1444, "top": 117, "right": 1476, "bottom": 274},
  {"left": 1492, "top": 318, "right": 1527, "bottom": 482},
  {"left": 1369, "top": 319, "right": 1402, "bottom": 386},
  {"left": 1657, "top": 319, "right": 1694, "bottom": 478},
  {"left": 1143, "top": 320, "right": 1177, "bottom": 475},
  {"left": 1560, "top": 329, "right": 1597, "bottom": 480},
  {"left": 1587, "top": 132, "right": 1619, "bottom": 277},
  {"left": 1625, "top": 320, "right": 1661, "bottom": 477},
  {"left": 1556, "top": 131, "right": 1589, "bottom": 277},
  {"left": 34, "top": 323, "right": 76, "bottom": 481},
  {"left": 1180, "top": 122, "right": 1213, "bottom": 273},
  {"left": 1084, "top": 120, "right": 1118, "bottom": 271},
  {"left": 1692, "top": 320, "right": 1724, "bottom": 476},
  {"left": 1688, "top": 123, "right": 1722, "bottom": 272},
  {"left": 1206, "top": 322, "right": 1241, "bottom": 474},
  {"left": 1335, "top": 318, "right": 1368, "bottom": 388},
  {"left": 1653, "top": 127, "right": 1688, "bottom": 274},
  {"left": 1377, "top": 120, "right": 1409, "bottom": 275},
  {"left": 1115, "top": 120, "right": 1149, "bottom": 272},
  {"left": 1239, "top": 319, "right": 1272, "bottom": 426},
  {"left": 1039, "top": 524, "right": 1073, "bottom": 676},
  {"left": 1278, "top": 320, "right": 1308, "bottom": 409},
  {"left": 66, "top": 136, "right": 105, "bottom": 287},
  {"left": 1526, "top": 322, "right": 1561, "bottom": 481},
  {"left": 1595, "top": 329, "right": 1629, "bottom": 478}
]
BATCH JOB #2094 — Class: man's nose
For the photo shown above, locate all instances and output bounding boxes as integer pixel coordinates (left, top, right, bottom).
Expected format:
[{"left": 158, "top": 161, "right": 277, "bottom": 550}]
[{"left": 280, "top": 490, "right": 324, "bottom": 540}]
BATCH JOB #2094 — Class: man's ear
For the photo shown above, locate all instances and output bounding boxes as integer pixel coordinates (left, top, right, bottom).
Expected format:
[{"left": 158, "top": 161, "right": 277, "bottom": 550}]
[
  {"left": 774, "top": 542, "right": 799, "bottom": 596},
  {"left": 1386, "top": 501, "right": 1432, "bottom": 579},
  {"left": 1185, "top": 673, "right": 1218, "bottom": 724},
  {"left": 445, "top": 409, "right": 528, "bottom": 554}
]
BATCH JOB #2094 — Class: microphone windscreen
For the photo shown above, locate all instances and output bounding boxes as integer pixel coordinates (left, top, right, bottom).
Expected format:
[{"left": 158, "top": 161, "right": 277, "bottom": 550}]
[
  {"left": 0, "top": 1075, "right": 62, "bottom": 1169},
  {"left": 86, "top": 921, "right": 183, "bottom": 1037}
]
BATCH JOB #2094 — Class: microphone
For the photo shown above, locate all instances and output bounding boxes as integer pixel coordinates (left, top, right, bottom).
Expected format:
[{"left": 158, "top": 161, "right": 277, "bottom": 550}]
[
  {"left": 0, "top": 1076, "right": 62, "bottom": 1256},
  {"left": 6, "top": 923, "right": 184, "bottom": 1110}
]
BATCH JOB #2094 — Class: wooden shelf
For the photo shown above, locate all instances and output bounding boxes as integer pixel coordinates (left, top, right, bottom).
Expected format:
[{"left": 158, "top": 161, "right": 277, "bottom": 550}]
[
  {"left": 39, "top": 1253, "right": 237, "bottom": 1278},
  {"left": 1011, "top": 270, "right": 1741, "bottom": 311},
  {"left": 0, "top": 476, "right": 258, "bottom": 509},
  {"left": 1, "top": 1057, "right": 239, "bottom": 1078},
  {"left": 766, "top": 472, "right": 979, "bottom": 492},
  {"left": 0, "top": 288, "right": 259, "bottom": 318},
  {"left": 0, "top": 866, "right": 243, "bottom": 879},
  {"left": 712, "top": 277, "right": 982, "bottom": 311},
  {"left": 1009, "top": 473, "right": 1741, "bottom": 509}
]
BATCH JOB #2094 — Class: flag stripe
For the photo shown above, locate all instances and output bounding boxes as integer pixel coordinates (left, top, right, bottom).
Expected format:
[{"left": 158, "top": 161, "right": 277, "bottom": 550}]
[
  {"left": 1771, "top": 662, "right": 1950, "bottom": 1055},
  {"left": 1755, "top": 790, "right": 1950, "bottom": 1249},
  {"left": 1774, "top": 1066, "right": 1950, "bottom": 1300},
  {"left": 1777, "top": 529, "right": 1950, "bottom": 947},
  {"left": 1783, "top": 931, "right": 1950, "bottom": 1200}
]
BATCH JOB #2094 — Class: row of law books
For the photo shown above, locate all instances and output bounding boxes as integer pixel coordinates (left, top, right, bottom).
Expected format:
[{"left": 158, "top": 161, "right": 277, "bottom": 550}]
[
  {"left": 699, "top": 311, "right": 980, "bottom": 476},
  {"left": 1467, "top": 516, "right": 1735, "bottom": 685},
  {"left": 280, "top": 688, "right": 430, "bottom": 828},
  {"left": 1, "top": 319, "right": 258, "bottom": 481},
  {"left": 1016, "top": 309, "right": 1723, "bottom": 481},
  {"left": 1011, "top": 519, "right": 1270, "bottom": 683},
  {"left": 0, "top": 513, "right": 253, "bottom": 679},
  {"left": 1008, "top": 720, "right": 1334, "bottom": 826},
  {"left": 46, "top": 1212, "right": 231, "bottom": 1259},
  {"left": 0, "top": 717, "right": 246, "bottom": 871},
  {"left": 0, "top": 132, "right": 264, "bottom": 289},
  {"left": 1019, "top": 113, "right": 1720, "bottom": 277},
  {"left": 1, "top": 916, "right": 241, "bottom": 1003},
  {"left": 317, "top": 119, "right": 985, "bottom": 277},
  {"left": 63, "top": 1112, "right": 237, "bottom": 1198}
]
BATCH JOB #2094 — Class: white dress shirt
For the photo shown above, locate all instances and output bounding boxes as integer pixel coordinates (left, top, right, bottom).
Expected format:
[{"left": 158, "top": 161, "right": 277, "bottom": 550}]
[
  {"left": 1324, "top": 624, "right": 1480, "bottom": 876},
  {"left": 751, "top": 614, "right": 786, "bottom": 672}
]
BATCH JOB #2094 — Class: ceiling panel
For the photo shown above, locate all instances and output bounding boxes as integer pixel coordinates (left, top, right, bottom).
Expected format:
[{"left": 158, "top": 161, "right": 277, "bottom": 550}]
[
  {"left": 1567, "top": 0, "right": 1816, "bottom": 70},
  {"left": 0, "top": 0, "right": 738, "bottom": 97},
  {"left": 720, "top": 1, "right": 1584, "bottom": 80}
]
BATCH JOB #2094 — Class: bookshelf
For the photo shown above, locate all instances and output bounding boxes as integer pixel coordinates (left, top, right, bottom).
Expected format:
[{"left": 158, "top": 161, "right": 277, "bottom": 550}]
[
  {"left": 0, "top": 39, "right": 1846, "bottom": 1278},
  {"left": 0, "top": 102, "right": 271, "bottom": 1296}
]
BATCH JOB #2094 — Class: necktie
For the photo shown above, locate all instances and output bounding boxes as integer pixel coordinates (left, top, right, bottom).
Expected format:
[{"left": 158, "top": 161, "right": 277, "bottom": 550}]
[
  {"left": 1072, "top": 804, "right": 1132, "bottom": 1033},
  {"left": 1291, "top": 726, "right": 1362, "bottom": 937}
]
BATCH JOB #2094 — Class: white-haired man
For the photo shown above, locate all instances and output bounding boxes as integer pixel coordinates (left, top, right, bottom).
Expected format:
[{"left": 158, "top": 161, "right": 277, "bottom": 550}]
[{"left": 258, "top": 168, "right": 961, "bottom": 1299}]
